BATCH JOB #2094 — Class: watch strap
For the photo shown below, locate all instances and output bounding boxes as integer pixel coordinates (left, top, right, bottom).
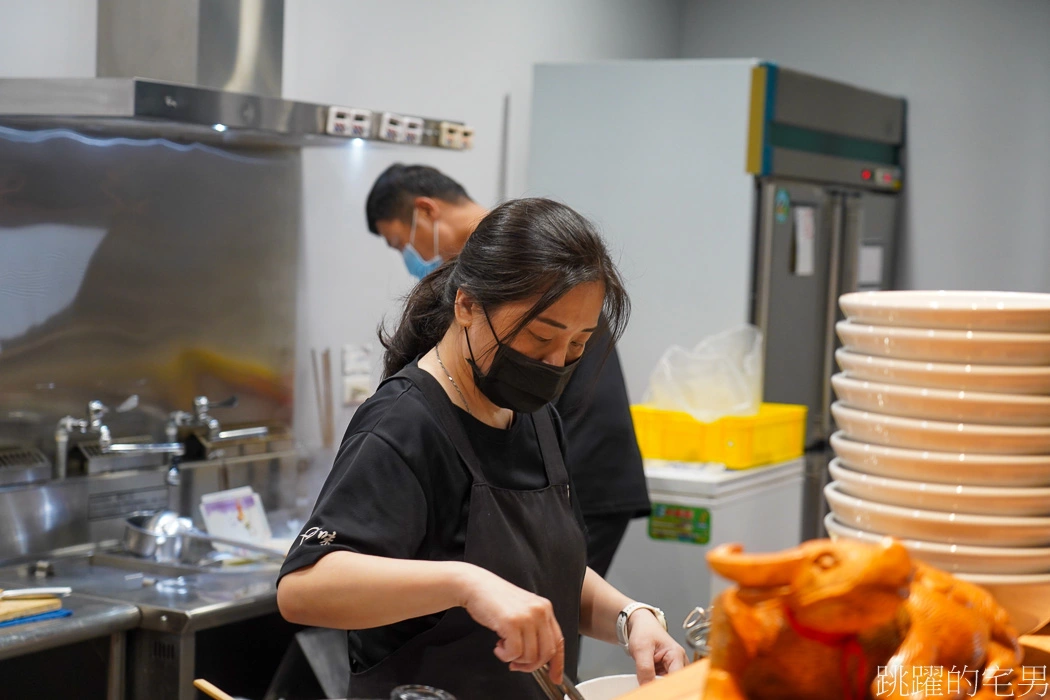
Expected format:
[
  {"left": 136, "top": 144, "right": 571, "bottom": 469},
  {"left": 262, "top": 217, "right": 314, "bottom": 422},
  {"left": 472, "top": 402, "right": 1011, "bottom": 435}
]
[{"left": 616, "top": 602, "right": 667, "bottom": 652}]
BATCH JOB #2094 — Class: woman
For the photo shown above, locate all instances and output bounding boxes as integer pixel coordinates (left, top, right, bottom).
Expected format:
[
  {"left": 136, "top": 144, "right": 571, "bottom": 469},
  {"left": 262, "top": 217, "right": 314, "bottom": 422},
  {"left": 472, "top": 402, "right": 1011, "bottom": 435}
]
[{"left": 277, "top": 198, "right": 687, "bottom": 699}]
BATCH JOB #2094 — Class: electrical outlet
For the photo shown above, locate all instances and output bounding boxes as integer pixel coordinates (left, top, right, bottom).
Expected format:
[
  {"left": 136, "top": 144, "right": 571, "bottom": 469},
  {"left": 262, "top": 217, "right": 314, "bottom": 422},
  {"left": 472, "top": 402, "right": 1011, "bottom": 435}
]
[
  {"left": 460, "top": 125, "right": 475, "bottom": 150},
  {"left": 403, "top": 116, "right": 425, "bottom": 145},
  {"left": 327, "top": 107, "right": 374, "bottom": 138},
  {"left": 342, "top": 344, "right": 372, "bottom": 376},
  {"left": 343, "top": 375, "right": 372, "bottom": 406},
  {"left": 438, "top": 121, "right": 463, "bottom": 149},
  {"left": 378, "top": 112, "right": 406, "bottom": 142}
]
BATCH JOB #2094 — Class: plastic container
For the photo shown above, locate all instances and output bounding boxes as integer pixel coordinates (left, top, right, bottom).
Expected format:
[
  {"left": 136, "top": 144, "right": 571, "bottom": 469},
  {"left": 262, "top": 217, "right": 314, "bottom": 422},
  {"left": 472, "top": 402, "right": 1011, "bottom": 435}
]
[{"left": 630, "top": 403, "right": 807, "bottom": 469}]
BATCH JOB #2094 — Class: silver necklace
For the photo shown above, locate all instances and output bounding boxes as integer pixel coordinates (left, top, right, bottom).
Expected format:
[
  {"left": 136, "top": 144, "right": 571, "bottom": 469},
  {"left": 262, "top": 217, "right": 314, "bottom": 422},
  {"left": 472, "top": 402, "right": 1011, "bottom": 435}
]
[{"left": 435, "top": 345, "right": 471, "bottom": 416}]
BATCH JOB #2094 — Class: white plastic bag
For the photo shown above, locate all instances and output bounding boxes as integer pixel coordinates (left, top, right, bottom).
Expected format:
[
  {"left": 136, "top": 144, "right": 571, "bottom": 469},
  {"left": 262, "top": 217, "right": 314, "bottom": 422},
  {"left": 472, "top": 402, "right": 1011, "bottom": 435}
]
[{"left": 644, "top": 325, "right": 764, "bottom": 423}]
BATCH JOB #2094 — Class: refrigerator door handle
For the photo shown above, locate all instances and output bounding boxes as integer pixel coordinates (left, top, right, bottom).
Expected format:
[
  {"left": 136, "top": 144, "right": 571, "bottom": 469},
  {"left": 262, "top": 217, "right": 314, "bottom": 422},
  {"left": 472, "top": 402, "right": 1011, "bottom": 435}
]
[
  {"left": 752, "top": 182, "right": 777, "bottom": 339},
  {"left": 820, "top": 194, "right": 845, "bottom": 439}
]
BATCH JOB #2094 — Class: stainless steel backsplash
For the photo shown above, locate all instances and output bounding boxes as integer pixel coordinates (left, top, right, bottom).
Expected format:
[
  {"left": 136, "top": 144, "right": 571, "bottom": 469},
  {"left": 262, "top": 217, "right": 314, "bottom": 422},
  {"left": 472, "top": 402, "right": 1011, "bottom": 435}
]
[{"left": 0, "top": 124, "right": 300, "bottom": 459}]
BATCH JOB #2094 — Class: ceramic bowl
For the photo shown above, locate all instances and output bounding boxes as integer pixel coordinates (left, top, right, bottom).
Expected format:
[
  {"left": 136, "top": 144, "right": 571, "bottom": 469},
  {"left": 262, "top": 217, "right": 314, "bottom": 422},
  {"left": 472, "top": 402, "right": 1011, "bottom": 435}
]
[
  {"left": 835, "top": 349, "right": 1050, "bottom": 395},
  {"left": 572, "top": 675, "right": 642, "bottom": 700},
  {"left": 829, "top": 459, "right": 1050, "bottom": 516},
  {"left": 836, "top": 320, "right": 1050, "bottom": 365},
  {"left": 955, "top": 572, "right": 1050, "bottom": 635},
  {"left": 831, "top": 402, "right": 1050, "bottom": 454},
  {"left": 824, "top": 482, "right": 1050, "bottom": 547},
  {"left": 839, "top": 290, "right": 1050, "bottom": 333},
  {"left": 829, "top": 432, "right": 1050, "bottom": 487},
  {"left": 824, "top": 513, "right": 1050, "bottom": 575},
  {"left": 831, "top": 373, "right": 1050, "bottom": 426},
  {"left": 824, "top": 514, "right": 1050, "bottom": 633}
]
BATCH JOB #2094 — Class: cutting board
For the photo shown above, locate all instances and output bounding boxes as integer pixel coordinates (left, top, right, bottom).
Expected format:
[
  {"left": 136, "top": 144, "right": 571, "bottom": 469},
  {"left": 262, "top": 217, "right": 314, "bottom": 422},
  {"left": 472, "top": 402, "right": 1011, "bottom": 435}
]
[{"left": 0, "top": 597, "right": 62, "bottom": 624}]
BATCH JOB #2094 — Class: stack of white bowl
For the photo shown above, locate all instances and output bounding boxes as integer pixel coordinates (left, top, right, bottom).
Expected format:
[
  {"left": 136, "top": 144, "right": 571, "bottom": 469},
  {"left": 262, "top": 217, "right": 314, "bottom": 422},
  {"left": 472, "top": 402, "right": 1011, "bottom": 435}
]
[{"left": 825, "top": 290, "right": 1050, "bottom": 634}]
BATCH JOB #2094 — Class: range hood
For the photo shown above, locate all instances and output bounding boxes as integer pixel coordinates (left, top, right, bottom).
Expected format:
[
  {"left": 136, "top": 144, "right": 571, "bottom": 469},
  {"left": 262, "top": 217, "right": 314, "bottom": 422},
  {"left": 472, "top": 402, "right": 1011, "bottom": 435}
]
[{"left": 0, "top": 0, "right": 469, "bottom": 149}]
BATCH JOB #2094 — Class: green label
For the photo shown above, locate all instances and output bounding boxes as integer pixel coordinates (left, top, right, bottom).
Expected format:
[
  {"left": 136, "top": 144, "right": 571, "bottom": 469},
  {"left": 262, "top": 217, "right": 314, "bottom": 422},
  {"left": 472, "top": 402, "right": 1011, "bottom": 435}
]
[{"left": 648, "top": 503, "right": 711, "bottom": 544}]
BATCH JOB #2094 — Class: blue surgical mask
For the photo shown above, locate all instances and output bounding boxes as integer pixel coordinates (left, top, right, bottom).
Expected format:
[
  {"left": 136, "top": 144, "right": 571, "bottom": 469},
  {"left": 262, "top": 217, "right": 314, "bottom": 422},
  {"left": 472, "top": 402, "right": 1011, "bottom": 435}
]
[{"left": 403, "top": 209, "right": 443, "bottom": 279}]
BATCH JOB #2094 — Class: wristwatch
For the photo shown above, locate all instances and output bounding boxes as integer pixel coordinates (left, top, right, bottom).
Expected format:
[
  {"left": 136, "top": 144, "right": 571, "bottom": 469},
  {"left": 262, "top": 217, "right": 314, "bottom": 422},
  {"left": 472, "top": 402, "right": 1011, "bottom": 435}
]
[{"left": 616, "top": 602, "right": 667, "bottom": 653}]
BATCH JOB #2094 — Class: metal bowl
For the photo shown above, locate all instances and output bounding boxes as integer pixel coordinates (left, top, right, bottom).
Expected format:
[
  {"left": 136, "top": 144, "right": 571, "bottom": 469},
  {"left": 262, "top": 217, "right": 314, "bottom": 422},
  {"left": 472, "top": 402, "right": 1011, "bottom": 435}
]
[
  {"left": 123, "top": 510, "right": 285, "bottom": 567},
  {"left": 123, "top": 510, "right": 193, "bottom": 561}
]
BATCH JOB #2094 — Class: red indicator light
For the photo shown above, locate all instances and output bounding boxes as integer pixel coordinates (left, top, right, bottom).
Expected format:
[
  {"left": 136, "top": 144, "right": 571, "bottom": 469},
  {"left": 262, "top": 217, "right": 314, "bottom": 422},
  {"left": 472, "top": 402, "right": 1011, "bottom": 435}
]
[
  {"left": 861, "top": 169, "right": 872, "bottom": 180},
  {"left": 882, "top": 172, "right": 894, "bottom": 183}
]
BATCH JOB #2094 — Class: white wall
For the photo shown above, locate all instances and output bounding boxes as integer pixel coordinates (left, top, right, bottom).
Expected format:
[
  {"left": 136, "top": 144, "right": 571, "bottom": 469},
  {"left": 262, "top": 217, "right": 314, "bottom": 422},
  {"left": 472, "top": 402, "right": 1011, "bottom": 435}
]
[
  {"left": 0, "top": 0, "right": 97, "bottom": 76},
  {"left": 679, "top": 0, "right": 1050, "bottom": 293},
  {"left": 284, "top": 0, "right": 684, "bottom": 449}
]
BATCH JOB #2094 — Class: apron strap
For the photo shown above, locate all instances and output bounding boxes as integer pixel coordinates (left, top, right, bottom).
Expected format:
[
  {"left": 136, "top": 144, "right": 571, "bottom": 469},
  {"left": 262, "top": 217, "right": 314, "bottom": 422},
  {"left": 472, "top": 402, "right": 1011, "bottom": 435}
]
[
  {"left": 390, "top": 364, "right": 570, "bottom": 490},
  {"left": 531, "top": 407, "right": 571, "bottom": 487},
  {"left": 394, "top": 365, "right": 489, "bottom": 484}
]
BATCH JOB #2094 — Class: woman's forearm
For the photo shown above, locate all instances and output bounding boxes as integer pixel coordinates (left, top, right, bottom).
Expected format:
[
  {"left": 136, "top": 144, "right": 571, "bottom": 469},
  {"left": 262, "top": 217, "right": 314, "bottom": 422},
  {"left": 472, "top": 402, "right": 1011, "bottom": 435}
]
[
  {"left": 579, "top": 567, "right": 633, "bottom": 643},
  {"left": 277, "top": 550, "right": 475, "bottom": 629}
]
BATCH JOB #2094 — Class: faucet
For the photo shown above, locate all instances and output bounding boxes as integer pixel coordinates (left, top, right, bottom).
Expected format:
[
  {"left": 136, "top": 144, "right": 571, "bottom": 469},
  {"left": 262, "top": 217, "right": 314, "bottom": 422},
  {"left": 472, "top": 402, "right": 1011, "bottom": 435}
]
[
  {"left": 54, "top": 396, "right": 135, "bottom": 479},
  {"left": 166, "top": 395, "right": 238, "bottom": 443},
  {"left": 54, "top": 395, "right": 187, "bottom": 479}
]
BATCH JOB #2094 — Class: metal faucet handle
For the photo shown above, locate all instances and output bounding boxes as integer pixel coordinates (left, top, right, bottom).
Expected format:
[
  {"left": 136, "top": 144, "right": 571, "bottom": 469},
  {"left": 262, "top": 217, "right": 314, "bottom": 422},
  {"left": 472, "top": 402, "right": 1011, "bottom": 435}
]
[
  {"left": 192, "top": 395, "right": 237, "bottom": 419},
  {"left": 167, "top": 409, "right": 193, "bottom": 424},
  {"left": 196, "top": 395, "right": 237, "bottom": 410},
  {"left": 87, "top": 399, "right": 108, "bottom": 423},
  {"left": 87, "top": 394, "right": 138, "bottom": 422}
]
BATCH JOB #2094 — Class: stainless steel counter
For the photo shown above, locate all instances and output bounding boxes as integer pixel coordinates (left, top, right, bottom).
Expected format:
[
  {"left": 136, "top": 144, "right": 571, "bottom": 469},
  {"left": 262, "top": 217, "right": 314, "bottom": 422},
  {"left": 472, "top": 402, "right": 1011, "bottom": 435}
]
[
  {"left": 0, "top": 546, "right": 283, "bottom": 700},
  {"left": 0, "top": 549, "right": 279, "bottom": 634},
  {"left": 0, "top": 593, "right": 140, "bottom": 661}
]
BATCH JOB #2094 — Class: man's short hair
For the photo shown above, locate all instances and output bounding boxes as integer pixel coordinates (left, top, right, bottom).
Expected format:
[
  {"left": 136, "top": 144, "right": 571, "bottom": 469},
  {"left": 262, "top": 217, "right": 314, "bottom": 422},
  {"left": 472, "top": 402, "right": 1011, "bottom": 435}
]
[{"left": 365, "top": 164, "right": 472, "bottom": 234}]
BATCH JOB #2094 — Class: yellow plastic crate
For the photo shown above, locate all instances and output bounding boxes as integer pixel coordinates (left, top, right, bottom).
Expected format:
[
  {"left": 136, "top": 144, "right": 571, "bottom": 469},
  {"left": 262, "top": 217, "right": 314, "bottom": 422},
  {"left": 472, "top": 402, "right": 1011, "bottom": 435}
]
[{"left": 630, "top": 403, "right": 807, "bottom": 469}]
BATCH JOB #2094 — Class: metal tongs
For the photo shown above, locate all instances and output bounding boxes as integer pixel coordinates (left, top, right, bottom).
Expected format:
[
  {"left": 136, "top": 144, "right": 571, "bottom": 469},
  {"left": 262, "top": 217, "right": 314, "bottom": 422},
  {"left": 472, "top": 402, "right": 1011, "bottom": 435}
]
[
  {"left": 532, "top": 663, "right": 585, "bottom": 700},
  {"left": 683, "top": 605, "right": 713, "bottom": 661}
]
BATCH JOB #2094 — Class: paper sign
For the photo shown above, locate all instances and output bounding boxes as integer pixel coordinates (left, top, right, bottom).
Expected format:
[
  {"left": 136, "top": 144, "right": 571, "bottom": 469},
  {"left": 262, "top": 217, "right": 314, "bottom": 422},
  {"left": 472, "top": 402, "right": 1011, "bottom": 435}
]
[
  {"left": 793, "top": 206, "right": 816, "bottom": 277},
  {"left": 859, "top": 244, "right": 884, "bottom": 286},
  {"left": 200, "top": 487, "right": 272, "bottom": 545}
]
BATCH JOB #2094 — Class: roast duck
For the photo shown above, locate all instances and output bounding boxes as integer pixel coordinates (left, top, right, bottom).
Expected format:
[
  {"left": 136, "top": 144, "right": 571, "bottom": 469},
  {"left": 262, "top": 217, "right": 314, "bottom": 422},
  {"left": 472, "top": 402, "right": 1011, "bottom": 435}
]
[{"left": 701, "top": 538, "right": 1026, "bottom": 699}]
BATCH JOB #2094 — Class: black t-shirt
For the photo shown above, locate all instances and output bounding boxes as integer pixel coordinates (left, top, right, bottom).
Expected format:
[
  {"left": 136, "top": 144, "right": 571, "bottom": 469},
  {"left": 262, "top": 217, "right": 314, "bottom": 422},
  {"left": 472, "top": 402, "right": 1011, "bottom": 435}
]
[
  {"left": 278, "top": 366, "right": 585, "bottom": 671},
  {"left": 555, "top": 327, "right": 650, "bottom": 517}
]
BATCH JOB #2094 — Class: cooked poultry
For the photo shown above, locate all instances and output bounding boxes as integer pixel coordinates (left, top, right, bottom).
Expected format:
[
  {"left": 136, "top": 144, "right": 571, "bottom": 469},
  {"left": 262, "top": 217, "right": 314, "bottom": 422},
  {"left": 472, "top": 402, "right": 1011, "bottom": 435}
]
[{"left": 702, "top": 538, "right": 1021, "bottom": 699}]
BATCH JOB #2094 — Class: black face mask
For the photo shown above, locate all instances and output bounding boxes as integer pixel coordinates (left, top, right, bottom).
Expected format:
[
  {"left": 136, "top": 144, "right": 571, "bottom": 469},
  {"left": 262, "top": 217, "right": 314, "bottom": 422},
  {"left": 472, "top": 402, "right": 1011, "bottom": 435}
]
[{"left": 464, "top": 315, "right": 579, "bottom": 413}]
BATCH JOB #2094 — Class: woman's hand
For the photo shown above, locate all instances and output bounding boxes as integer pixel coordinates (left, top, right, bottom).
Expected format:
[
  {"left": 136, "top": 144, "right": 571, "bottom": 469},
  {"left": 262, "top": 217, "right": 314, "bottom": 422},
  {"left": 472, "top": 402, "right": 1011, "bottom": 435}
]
[
  {"left": 458, "top": 565, "right": 567, "bottom": 683},
  {"left": 627, "top": 610, "right": 689, "bottom": 684}
]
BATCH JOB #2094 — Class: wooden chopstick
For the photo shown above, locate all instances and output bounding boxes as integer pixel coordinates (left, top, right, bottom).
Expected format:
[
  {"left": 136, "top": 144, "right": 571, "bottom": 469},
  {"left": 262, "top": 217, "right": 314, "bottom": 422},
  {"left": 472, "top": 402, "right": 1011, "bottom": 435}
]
[
  {"left": 321, "top": 348, "right": 334, "bottom": 448},
  {"left": 310, "top": 349, "right": 325, "bottom": 445},
  {"left": 193, "top": 679, "right": 236, "bottom": 700}
]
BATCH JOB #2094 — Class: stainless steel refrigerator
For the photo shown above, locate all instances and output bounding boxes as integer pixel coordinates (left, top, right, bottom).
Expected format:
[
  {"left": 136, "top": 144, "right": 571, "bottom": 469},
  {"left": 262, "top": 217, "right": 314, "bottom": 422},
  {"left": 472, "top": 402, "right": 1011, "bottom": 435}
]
[{"left": 528, "top": 59, "right": 906, "bottom": 540}]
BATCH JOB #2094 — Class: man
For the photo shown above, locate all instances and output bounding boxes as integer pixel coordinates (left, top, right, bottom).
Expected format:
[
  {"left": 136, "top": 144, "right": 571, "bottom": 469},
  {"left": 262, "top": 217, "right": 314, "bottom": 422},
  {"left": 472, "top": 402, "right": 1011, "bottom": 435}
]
[{"left": 365, "top": 163, "right": 650, "bottom": 577}]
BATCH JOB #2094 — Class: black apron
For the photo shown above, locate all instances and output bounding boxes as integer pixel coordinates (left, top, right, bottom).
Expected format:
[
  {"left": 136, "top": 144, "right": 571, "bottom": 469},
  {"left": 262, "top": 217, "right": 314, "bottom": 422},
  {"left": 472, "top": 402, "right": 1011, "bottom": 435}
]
[{"left": 350, "top": 366, "right": 588, "bottom": 700}]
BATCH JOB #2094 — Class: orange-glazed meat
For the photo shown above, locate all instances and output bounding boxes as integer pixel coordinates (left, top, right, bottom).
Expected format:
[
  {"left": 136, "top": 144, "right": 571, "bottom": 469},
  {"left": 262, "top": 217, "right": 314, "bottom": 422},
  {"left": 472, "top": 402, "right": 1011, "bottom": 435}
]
[{"left": 701, "top": 539, "right": 1021, "bottom": 700}]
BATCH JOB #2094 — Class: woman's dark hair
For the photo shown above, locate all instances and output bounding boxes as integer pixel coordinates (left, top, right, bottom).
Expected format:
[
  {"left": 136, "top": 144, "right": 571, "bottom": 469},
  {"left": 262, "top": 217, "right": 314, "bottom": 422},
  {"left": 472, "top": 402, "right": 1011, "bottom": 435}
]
[
  {"left": 366, "top": 164, "right": 472, "bottom": 233},
  {"left": 380, "top": 197, "right": 630, "bottom": 378}
]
